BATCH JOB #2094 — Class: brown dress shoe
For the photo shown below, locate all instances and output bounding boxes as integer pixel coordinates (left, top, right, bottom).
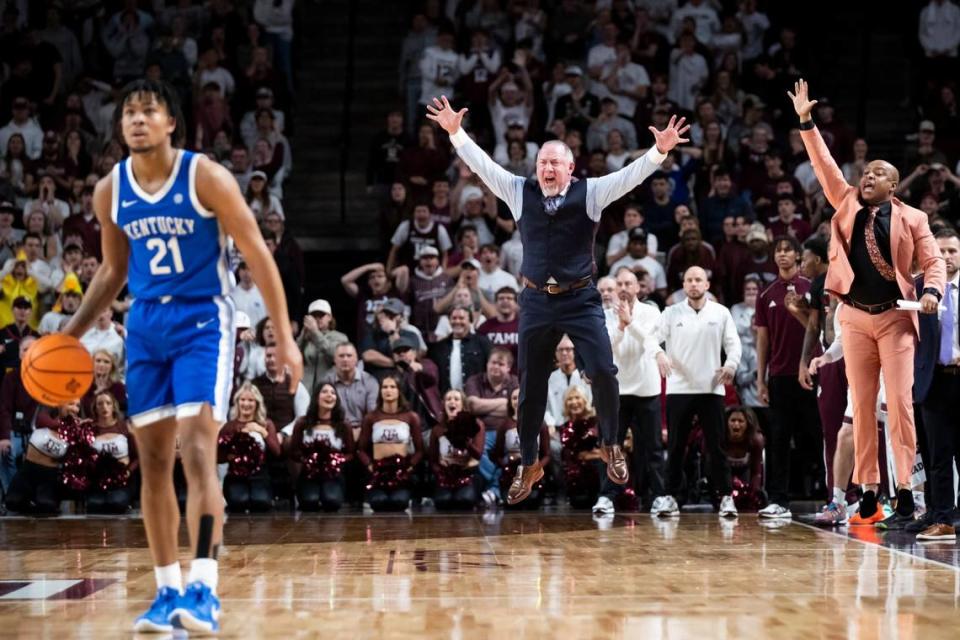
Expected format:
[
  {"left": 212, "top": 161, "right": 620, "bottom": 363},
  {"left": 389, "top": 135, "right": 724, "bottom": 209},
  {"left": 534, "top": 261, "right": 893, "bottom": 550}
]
[
  {"left": 916, "top": 522, "right": 957, "bottom": 541},
  {"left": 599, "top": 444, "right": 629, "bottom": 485},
  {"left": 506, "top": 461, "right": 544, "bottom": 505}
]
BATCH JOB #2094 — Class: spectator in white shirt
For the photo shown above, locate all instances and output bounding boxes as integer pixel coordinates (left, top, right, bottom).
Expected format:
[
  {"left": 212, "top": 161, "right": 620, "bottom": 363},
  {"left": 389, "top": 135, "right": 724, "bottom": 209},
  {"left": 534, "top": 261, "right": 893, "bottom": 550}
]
[
  {"left": 668, "top": 33, "right": 710, "bottom": 112},
  {"left": 0, "top": 97, "right": 43, "bottom": 160},
  {"left": 196, "top": 48, "right": 235, "bottom": 98},
  {"left": 231, "top": 261, "right": 268, "bottom": 330},
  {"left": 606, "top": 205, "right": 659, "bottom": 269},
  {"left": 22, "top": 175, "right": 69, "bottom": 231},
  {"left": 81, "top": 307, "right": 125, "bottom": 367},
  {"left": 419, "top": 29, "right": 460, "bottom": 106},
  {"left": 38, "top": 279, "right": 82, "bottom": 335},
  {"left": 488, "top": 67, "right": 535, "bottom": 147},
  {"left": 736, "top": 0, "right": 771, "bottom": 61},
  {"left": 240, "top": 88, "right": 285, "bottom": 151},
  {"left": 594, "top": 267, "right": 666, "bottom": 515},
  {"left": 670, "top": 0, "right": 720, "bottom": 45},
  {"left": 919, "top": 0, "right": 960, "bottom": 58},
  {"left": 587, "top": 97, "right": 638, "bottom": 153},
  {"left": 604, "top": 41, "right": 651, "bottom": 119},
  {"left": 477, "top": 244, "right": 519, "bottom": 300},
  {"left": 544, "top": 335, "right": 593, "bottom": 429},
  {"left": 652, "top": 266, "right": 741, "bottom": 518},
  {"left": 609, "top": 227, "right": 668, "bottom": 297},
  {"left": 587, "top": 23, "right": 619, "bottom": 96}
]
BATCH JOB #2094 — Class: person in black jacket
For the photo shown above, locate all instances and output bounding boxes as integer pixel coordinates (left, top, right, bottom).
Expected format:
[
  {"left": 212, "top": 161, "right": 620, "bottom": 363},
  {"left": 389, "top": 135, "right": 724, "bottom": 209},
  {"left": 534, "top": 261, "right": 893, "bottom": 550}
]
[{"left": 428, "top": 306, "right": 492, "bottom": 394}]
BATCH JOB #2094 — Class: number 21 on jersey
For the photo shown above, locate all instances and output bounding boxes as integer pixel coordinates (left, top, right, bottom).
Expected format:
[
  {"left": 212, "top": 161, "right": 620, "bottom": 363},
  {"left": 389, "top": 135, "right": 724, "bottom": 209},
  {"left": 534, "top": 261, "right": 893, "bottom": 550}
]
[{"left": 146, "top": 237, "right": 185, "bottom": 275}]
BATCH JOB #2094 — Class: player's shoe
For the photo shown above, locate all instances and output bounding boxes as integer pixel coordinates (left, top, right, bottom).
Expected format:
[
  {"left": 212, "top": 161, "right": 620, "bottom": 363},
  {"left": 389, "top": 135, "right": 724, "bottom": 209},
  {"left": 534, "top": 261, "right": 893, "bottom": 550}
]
[
  {"left": 849, "top": 507, "right": 885, "bottom": 526},
  {"left": 813, "top": 501, "right": 848, "bottom": 527},
  {"left": 133, "top": 586, "right": 179, "bottom": 633},
  {"left": 169, "top": 581, "right": 221, "bottom": 634},
  {"left": 758, "top": 503, "right": 792, "bottom": 519}
]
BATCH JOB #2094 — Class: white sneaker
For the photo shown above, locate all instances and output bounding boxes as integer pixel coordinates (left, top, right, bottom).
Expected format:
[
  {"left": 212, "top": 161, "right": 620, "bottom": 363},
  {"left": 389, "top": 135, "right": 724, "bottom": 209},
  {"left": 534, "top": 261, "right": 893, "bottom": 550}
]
[
  {"left": 758, "top": 503, "right": 792, "bottom": 519},
  {"left": 652, "top": 495, "right": 679, "bottom": 517},
  {"left": 592, "top": 496, "right": 615, "bottom": 515},
  {"left": 719, "top": 495, "right": 738, "bottom": 518}
]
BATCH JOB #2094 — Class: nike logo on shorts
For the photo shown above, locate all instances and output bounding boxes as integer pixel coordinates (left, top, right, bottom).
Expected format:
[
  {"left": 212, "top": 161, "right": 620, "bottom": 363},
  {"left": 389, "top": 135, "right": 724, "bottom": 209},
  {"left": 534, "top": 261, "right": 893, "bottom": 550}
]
[{"left": 196, "top": 318, "right": 216, "bottom": 329}]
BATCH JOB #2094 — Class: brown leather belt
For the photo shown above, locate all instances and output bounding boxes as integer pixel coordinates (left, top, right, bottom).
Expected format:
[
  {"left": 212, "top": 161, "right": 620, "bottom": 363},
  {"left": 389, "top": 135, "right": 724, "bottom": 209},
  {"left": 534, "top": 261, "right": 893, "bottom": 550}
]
[
  {"left": 844, "top": 298, "right": 897, "bottom": 314},
  {"left": 522, "top": 276, "right": 591, "bottom": 295},
  {"left": 936, "top": 365, "right": 960, "bottom": 375}
]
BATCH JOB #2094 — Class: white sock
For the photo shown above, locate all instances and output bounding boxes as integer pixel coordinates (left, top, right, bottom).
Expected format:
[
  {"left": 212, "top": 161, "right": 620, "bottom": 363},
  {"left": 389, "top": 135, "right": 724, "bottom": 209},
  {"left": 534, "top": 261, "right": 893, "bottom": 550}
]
[
  {"left": 913, "top": 491, "right": 925, "bottom": 510},
  {"left": 832, "top": 487, "right": 845, "bottom": 506},
  {"left": 154, "top": 563, "right": 182, "bottom": 592},
  {"left": 188, "top": 558, "right": 218, "bottom": 593}
]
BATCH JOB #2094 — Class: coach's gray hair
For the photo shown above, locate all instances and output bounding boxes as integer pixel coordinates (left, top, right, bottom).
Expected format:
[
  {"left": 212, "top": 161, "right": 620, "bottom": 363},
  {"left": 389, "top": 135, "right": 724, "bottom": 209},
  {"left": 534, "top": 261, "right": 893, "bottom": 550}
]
[{"left": 538, "top": 140, "right": 575, "bottom": 164}]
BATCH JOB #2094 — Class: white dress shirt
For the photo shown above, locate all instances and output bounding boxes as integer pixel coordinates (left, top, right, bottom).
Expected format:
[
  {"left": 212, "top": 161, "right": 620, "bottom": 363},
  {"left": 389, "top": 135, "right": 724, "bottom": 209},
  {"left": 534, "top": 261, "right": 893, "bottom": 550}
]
[
  {"left": 919, "top": 0, "right": 960, "bottom": 56},
  {"left": 449, "top": 338, "right": 463, "bottom": 391},
  {"left": 605, "top": 302, "right": 663, "bottom": 397},
  {"left": 658, "top": 298, "right": 741, "bottom": 395},
  {"left": 450, "top": 128, "right": 666, "bottom": 224}
]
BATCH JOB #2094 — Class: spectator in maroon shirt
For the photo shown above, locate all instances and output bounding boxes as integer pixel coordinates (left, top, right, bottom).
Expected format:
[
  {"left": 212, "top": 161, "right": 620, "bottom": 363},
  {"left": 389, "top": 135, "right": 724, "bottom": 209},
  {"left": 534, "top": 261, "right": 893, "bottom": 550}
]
[
  {"left": 714, "top": 215, "right": 752, "bottom": 304},
  {"left": 400, "top": 245, "right": 452, "bottom": 341},
  {"left": 465, "top": 347, "right": 519, "bottom": 503},
  {"left": 341, "top": 262, "right": 403, "bottom": 342},
  {"left": 60, "top": 186, "right": 101, "bottom": 261},
  {"left": 398, "top": 123, "right": 448, "bottom": 201},
  {"left": 477, "top": 287, "right": 519, "bottom": 367},
  {"left": 754, "top": 235, "right": 821, "bottom": 515},
  {"left": 666, "top": 227, "right": 717, "bottom": 293},
  {"left": 767, "top": 196, "right": 812, "bottom": 242}
]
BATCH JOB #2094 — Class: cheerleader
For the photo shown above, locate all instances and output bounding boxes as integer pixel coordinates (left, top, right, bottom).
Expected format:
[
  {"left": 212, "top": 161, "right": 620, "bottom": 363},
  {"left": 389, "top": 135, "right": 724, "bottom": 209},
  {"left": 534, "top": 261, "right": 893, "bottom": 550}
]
[
  {"left": 81, "top": 350, "right": 127, "bottom": 417},
  {"left": 357, "top": 374, "right": 424, "bottom": 512},
  {"left": 289, "top": 382, "right": 354, "bottom": 512},
  {"left": 86, "top": 391, "right": 138, "bottom": 514},
  {"left": 219, "top": 383, "right": 282, "bottom": 512},
  {"left": 559, "top": 386, "right": 605, "bottom": 509},
  {"left": 4, "top": 401, "right": 75, "bottom": 515},
  {"left": 720, "top": 406, "right": 765, "bottom": 512},
  {"left": 429, "top": 390, "right": 484, "bottom": 510},
  {"left": 493, "top": 388, "right": 551, "bottom": 509}
]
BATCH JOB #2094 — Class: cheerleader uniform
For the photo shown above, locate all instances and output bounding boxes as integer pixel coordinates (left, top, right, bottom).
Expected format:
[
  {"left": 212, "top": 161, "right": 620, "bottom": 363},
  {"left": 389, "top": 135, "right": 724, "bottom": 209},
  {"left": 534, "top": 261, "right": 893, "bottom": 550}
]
[
  {"left": 218, "top": 419, "right": 281, "bottom": 512},
  {"left": 430, "top": 417, "right": 484, "bottom": 510},
  {"left": 86, "top": 422, "right": 138, "bottom": 514},
  {"left": 357, "top": 410, "right": 423, "bottom": 512},
  {"left": 290, "top": 419, "right": 354, "bottom": 512},
  {"left": 5, "top": 427, "right": 68, "bottom": 514}
]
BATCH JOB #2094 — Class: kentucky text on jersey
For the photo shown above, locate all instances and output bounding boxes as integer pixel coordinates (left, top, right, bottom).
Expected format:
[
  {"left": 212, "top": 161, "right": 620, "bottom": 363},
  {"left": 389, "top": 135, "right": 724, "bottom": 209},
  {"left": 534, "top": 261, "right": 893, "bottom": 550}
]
[
  {"left": 123, "top": 216, "right": 196, "bottom": 240},
  {"left": 112, "top": 149, "right": 231, "bottom": 300}
]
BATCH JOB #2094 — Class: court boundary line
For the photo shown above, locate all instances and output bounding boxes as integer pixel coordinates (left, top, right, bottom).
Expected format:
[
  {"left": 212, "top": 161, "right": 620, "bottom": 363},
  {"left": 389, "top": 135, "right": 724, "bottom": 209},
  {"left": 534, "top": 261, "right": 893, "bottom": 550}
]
[{"left": 794, "top": 520, "right": 960, "bottom": 573}]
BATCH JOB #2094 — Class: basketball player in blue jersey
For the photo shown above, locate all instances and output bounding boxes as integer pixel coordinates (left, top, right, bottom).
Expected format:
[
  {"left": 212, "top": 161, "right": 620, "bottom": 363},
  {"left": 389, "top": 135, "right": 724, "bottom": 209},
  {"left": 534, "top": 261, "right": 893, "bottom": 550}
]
[{"left": 63, "top": 80, "right": 303, "bottom": 634}]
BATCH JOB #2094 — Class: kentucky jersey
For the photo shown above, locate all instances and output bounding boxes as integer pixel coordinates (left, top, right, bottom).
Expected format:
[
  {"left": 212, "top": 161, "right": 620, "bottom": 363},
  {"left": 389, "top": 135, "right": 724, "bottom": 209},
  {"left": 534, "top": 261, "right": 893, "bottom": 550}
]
[
  {"left": 113, "top": 149, "right": 236, "bottom": 428},
  {"left": 112, "top": 149, "right": 230, "bottom": 300}
]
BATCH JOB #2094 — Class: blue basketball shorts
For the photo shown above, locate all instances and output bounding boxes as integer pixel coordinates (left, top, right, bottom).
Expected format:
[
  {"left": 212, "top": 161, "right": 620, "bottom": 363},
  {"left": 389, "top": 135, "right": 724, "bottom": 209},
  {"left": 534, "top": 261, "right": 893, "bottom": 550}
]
[{"left": 125, "top": 296, "right": 236, "bottom": 428}]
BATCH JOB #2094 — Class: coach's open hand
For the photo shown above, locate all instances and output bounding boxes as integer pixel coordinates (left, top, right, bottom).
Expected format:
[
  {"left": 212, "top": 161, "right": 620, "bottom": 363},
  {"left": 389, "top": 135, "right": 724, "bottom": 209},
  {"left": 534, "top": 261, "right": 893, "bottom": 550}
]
[
  {"left": 426, "top": 96, "right": 468, "bottom": 135},
  {"left": 648, "top": 115, "right": 690, "bottom": 154}
]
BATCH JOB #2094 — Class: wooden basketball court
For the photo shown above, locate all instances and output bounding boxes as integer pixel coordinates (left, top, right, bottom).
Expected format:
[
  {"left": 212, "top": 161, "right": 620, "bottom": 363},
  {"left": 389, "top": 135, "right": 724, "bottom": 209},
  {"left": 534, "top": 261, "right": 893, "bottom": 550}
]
[{"left": 1, "top": 512, "right": 958, "bottom": 638}]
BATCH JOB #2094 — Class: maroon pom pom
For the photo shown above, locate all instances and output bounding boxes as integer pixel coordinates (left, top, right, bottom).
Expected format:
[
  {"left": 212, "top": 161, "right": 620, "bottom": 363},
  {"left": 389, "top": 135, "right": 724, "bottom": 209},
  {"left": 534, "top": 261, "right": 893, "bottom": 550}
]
[
  {"left": 95, "top": 454, "right": 131, "bottom": 491},
  {"left": 367, "top": 454, "right": 411, "bottom": 492},
  {"left": 223, "top": 432, "right": 266, "bottom": 478},
  {"left": 301, "top": 440, "right": 347, "bottom": 481}
]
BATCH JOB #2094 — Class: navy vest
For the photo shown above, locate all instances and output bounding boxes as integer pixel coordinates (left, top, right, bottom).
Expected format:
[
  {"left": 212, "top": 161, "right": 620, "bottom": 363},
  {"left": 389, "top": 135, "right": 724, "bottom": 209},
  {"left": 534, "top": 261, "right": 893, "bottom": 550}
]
[{"left": 517, "top": 178, "right": 596, "bottom": 287}]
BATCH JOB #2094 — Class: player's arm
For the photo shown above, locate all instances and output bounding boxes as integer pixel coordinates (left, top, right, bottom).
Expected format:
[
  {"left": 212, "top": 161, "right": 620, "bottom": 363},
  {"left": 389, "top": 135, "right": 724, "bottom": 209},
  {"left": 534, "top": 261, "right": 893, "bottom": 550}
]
[
  {"left": 63, "top": 174, "right": 129, "bottom": 339},
  {"left": 196, "top": 157, "right": 303, "bottom": 392}
]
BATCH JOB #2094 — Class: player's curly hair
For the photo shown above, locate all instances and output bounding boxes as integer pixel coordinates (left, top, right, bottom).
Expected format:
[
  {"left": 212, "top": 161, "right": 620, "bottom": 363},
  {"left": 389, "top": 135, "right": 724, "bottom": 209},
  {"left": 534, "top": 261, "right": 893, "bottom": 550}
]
[{"left": 112, "top": 79, "right": 187, "bottom": 149}]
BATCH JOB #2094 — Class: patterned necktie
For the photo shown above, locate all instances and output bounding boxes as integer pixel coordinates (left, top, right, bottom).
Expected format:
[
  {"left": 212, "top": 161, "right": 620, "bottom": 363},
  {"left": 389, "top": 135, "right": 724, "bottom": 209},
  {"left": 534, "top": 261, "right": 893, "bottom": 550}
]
[
  {"left": 940, "top": 282, "right": 955, "bottom": 365},
  {"left": 543, "top": 194, "right": 564, "bottom": 215},
  {"left": 864, "top": 206, "right": 897, "bottom": 282}
]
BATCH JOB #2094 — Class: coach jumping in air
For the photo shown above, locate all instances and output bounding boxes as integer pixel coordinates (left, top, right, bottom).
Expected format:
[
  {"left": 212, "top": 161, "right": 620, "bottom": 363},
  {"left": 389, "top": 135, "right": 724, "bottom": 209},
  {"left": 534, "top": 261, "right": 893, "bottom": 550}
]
[{"left": 426, "top": 95, "right": 689, "bottom": 504}]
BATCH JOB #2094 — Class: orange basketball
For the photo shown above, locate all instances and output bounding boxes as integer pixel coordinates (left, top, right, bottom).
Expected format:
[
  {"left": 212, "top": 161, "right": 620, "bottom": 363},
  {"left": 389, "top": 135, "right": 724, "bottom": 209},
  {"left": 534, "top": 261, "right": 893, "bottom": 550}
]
[{"left": 20, "top": 334, "right": 94, "bottom": 406}]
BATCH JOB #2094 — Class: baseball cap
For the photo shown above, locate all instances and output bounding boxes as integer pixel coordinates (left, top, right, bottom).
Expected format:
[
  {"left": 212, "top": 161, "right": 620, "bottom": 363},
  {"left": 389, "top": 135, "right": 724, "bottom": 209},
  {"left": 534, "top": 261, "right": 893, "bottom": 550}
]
[
  {"left": 460, "top": 258, "right": 481, "bottom": 270},
  {"left": 628, "top": 227, "right": 648, "bottom": 243},
  {"left": 746, "top": 223, "right": 768, "bottom": 244},
  {"left": 416, "top": 245, "right": 440, "bottom": 258},
  {"left": 919, "top": 120, "right": 936, "bottom": 133},
  {"left": 308, "top": 299, "right": 332, "bottom": 315},
  {"left": 0, "top": 201, "right": 16, "bottom": 214},
  {"left": 250, "top": 170, "right": 268, "bottom": 181},
  {"left": 12, "top": 296, "right": 31, "bottom": 309},
  {"left": 380, "top": 298, "right": 405, "bottom": 316},
  {"left": 235, "top": 311, "right": 252, "bottom": 330},
  {"left": 564, "top": 65, "right": 583, "bottom": 77},
  {"left": 391, "top": 335, "right": 419, "bottom": 352},
  {"left": 256, "top": 87, "right": 274, "bottom": 99}
]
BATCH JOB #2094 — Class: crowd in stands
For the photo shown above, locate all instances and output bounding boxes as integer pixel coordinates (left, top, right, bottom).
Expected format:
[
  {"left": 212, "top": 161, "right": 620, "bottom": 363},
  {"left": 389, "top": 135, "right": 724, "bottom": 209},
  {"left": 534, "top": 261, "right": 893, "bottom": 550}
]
[{"left": 2, "top": 0, "right": 959, "bottom": 519}]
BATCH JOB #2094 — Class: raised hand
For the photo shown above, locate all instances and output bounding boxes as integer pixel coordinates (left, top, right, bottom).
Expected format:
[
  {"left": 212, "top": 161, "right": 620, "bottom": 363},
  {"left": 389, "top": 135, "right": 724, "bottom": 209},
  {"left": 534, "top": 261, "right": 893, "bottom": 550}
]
[
  {"left": 787, "top": 78, "right": 818, "bottom": 121},
  {"left": 426, "top": 96, "right": 469, "bottom": 135},
  {"left": 648, "top": 115, "right": 690, "bottom": 154}
]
